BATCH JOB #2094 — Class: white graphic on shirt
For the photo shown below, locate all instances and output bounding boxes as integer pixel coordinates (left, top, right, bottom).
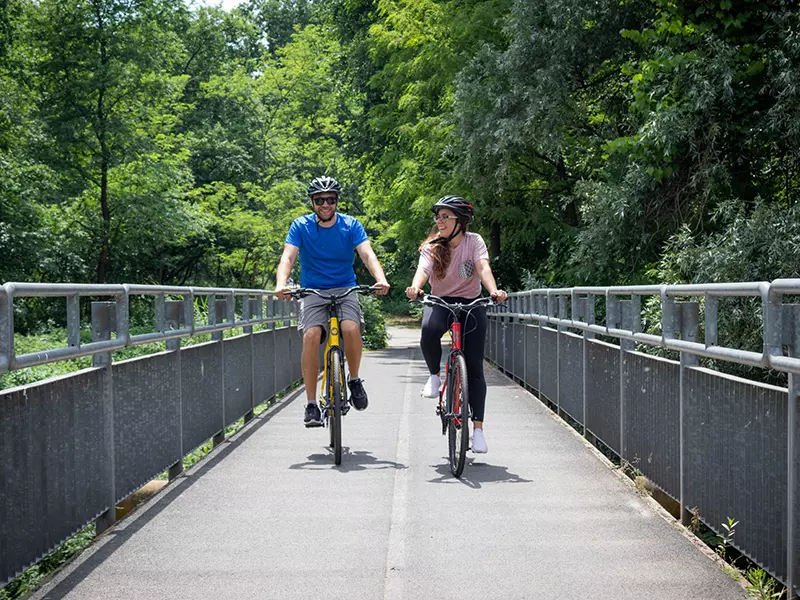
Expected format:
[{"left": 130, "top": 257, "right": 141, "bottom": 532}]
[{"left": 459, "top": 261, "right": 474, "bottom": 279}]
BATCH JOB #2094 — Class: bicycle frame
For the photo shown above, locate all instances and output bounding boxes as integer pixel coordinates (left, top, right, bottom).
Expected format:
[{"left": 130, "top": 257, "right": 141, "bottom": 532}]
[
  {"left": 413, "top": 294, "right": 493, "bottom": 476},
  {"left": 288, "top": 285, "right": 376, "bottom": 452},
  {"left": 440, "top": 320, "right": 463, "bottom": 425},
  {"left": 414, "top": 294, "right": 494, "bottom": 427},
  {"left": 320, "top": 299, "right": 345, "bottom": 417}
]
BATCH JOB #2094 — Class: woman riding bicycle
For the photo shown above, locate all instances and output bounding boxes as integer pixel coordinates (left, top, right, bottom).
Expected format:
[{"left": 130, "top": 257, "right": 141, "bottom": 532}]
[{"left": 404, "top": 195, "right": 508, "bottom": 454}]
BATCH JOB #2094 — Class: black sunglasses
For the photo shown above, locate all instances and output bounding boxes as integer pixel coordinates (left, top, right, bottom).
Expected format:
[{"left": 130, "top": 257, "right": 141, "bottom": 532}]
[{"left": 312, "top": 197, "right": 338, "bottom": 206}]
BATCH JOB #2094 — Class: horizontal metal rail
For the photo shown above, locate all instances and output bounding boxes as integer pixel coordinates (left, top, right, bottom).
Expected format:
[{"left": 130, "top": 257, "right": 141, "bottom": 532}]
[
  {"left": 489, "top": 278, "right": 800, "bottom": 599},
  {"left": 0, "top": 283, "right": 297, "bottom": 375},
  {"left": 1, "top": 282, "right": 304, "bottom": 586},
  {"left": 490, "top": 279, "right": 799, "bottom": 375}
]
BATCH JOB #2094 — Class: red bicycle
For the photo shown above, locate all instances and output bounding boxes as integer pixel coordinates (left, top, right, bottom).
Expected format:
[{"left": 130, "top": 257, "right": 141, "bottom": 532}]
[{"left": 413, "top": 294, "right": 495, "bottom": 477}]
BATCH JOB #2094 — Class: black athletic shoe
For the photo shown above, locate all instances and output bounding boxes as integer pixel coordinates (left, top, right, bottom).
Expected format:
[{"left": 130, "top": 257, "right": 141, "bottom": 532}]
[
  {"left": 304, "top": 403, "right": 322, "bottom": 427},
  {"left": 347, "top": 378, "right": 368, "bottom": 411}
]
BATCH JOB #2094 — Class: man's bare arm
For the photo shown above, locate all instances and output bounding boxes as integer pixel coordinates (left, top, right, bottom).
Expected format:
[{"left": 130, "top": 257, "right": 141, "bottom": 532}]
[
  {"left": 355, "top": 240, "right": 391, "bottom": 295},
  {"left": 275, "top": 244, "right": 299, "bottom": 299}
]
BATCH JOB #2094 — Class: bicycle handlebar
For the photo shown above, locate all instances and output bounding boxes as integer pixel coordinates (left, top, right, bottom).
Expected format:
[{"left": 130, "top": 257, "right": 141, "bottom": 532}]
[
  {"left": 286, "top": 284, "right": 379, "bottom": 301},
  {"left": 412, "top": 293, "right": 496, "bottom": 312}
]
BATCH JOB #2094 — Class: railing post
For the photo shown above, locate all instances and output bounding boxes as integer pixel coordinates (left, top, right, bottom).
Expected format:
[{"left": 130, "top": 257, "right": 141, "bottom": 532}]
[
  {"left": 267, "top": 295, "right": 275, "bottom": 331},
  {"left": 500, "top": 302, "right": 507, "bottom": 372},
  {"left": 165, "top": 300, "right": 184, "bottom": 480},
  {"left": 522, "top": 293, "right": 528, "bottom": 387},
  {"left": 620, "top": 298, "right": 632, "bottom": 462},
  {"left": 0, "top": 285, "right": 12, "bottom": 375},
  {"left": 557, "top": 293, "right": 567, "bottom": 413},
  {"left": 676, "top": 298, "right": 700, "bottom": 526},
  {"left": 582, "top": 293, "right": 595, "bottom": 439},
  {"left": 536, "top": 292, "right": 542, "bottom": 396},
  {"left": 243, "top": 295, "right": 255, "bottom": 424},
  {"left": 226, "top": 292, "right": 235, "bottom": 329},
  {"left": 704, "top": 294, "right": 718, "bottom": 348},
  {"left": 268, "top": 295, "right": 277, "bottom": 399},
  {"left": 783, "top": 304, "right": 799, "bottom": 599},
  {"left": 508, "top": 296, "right": 515, "bottom": 379},
  {"left": 497, "top": 293, "right": 503, "bottom": 367},
  {"left": 210, "top": 296, "right": 225, "bottom": 447},
  {"left": 606, "top": 292, "right": 621, "bottom": 456},
  {"left": 155, "top": 292, "right": 166, "bottom": 334},
  {"left": 92, "top": 301, "right": 116, "bottom": 535},
  {"left": 67, "top": 294, "right": 80, "bottom": 348}
]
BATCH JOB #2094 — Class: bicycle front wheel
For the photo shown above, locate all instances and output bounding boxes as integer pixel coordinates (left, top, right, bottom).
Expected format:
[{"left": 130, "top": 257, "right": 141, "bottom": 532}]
[
  {"left": 447, "top": 353, "right": 470, "bottom": 477},
  {"left": 330, "top": 349, "right": 344, "bottom": 465}
]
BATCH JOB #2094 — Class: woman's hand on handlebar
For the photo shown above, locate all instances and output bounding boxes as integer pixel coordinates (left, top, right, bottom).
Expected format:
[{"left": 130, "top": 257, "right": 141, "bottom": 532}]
[
  {"left": 405, "top": 286, "right": 423, "bottom": 301},
  {"left": 490, "top": 289, "right": 508, "bottom": 303}
]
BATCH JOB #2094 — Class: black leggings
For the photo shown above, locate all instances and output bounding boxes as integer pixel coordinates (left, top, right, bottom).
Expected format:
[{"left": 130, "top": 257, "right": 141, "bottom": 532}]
[{"left": 420, "top": 297, "right": 487, "bottom": 422}]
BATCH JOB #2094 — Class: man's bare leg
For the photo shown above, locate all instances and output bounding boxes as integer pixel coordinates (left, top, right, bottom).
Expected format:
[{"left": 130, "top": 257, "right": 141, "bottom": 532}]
[
  {"left": 302, "top": 327, "right": 323, "bottom": 401},
  {"left": 341, "top": 320, "right": 362, "bottom": 378}
]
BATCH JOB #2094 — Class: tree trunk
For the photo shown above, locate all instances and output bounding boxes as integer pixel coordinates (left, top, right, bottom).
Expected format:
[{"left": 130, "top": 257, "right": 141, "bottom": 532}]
[
  {"left": 95, "top": 7, "right": 110, "bottom": 284},
  {"left": 96, "top": 154, "right": 110, "bottom": 283},
  {"left": 563, "top": 198, "right": 580, "bottom": 228},
  {"left": 556, "top": 154, "right": 580, "bottom": 228},
  {"left": 490, "top": 221, "right": 501, "bottom": 258}
]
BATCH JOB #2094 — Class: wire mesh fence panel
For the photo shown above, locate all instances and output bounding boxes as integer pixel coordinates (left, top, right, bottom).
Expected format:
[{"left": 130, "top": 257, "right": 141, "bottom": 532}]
[{"left": 0, "top": 369, "right": 110, "bottom": 585}]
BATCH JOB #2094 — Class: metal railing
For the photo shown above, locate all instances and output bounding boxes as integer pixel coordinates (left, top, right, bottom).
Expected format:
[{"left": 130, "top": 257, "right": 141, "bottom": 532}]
[
  {"left": 0, "top": 283, "right": 302, "bottom": 586},
  {"left": 487, "top": 279, "right": 799, "bottom": 599}
]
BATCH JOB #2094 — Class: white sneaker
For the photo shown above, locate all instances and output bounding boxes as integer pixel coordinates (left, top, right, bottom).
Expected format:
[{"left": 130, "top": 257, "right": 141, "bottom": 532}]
[
  {"left": 472, "top": 428, "right": 488, "bottom": 454},
  {"left": 421, "top": 374, "right": 441, "bottom": 398}
]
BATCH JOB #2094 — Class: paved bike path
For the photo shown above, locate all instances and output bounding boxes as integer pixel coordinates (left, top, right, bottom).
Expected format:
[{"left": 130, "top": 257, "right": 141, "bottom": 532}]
[{"left": 32, "top": 327, "right": 745, "bottom": 600}]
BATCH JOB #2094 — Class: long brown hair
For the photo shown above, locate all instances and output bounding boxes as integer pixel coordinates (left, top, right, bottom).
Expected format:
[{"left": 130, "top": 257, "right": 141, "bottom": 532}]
[{"left": 419, "top": 216, "right": 470, "bottom": 279}]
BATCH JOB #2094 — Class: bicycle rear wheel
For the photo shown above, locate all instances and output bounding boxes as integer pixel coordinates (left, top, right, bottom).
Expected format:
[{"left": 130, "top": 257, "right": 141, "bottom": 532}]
[
  {"left": 330, "top": 349, "right": 344, "bottom": 465},
  {"left": 447, "top": 353, "right": 470, "bottom": 477}
]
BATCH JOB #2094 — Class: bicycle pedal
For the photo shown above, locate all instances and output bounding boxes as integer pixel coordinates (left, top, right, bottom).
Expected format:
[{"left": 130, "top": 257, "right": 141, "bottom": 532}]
[{"left": 341, "top": 403, "right": 351, "bottom": 416}]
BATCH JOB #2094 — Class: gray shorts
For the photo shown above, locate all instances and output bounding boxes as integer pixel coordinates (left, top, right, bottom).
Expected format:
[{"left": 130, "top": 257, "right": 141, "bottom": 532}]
[{"left": 298, "top": 287, "right": 364, "bottom": 343}]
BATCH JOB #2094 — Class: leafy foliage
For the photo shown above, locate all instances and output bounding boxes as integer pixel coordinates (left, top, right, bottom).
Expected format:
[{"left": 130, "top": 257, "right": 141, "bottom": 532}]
[{"left": 360, "top": 294, "right": 388, "bottom": 349}]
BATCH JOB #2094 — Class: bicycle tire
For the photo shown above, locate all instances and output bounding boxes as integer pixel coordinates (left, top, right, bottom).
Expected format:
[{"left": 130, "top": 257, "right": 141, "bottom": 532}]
[
  {"left": 331, "top": 349, "right": 344, "bottom": 465},
  {"left": 447, "top": 353, "right": 470, "bottom": 477}
]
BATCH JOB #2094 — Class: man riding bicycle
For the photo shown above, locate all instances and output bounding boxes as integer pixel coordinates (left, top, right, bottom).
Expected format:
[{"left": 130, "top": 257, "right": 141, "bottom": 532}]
[{"left": 275, "top": 176, "right": 390, "bottom": 427}]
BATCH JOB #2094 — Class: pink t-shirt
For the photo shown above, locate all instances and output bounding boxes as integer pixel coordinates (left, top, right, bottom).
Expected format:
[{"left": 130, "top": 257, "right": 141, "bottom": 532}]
[{"left": 418, "top": 232, "right": 490, "bottom": 298}]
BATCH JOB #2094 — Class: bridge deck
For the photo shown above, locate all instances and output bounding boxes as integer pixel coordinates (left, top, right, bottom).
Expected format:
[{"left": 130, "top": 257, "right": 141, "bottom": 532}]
[{"left": 31, "top": 327, "right": 745, "bottom": 600}]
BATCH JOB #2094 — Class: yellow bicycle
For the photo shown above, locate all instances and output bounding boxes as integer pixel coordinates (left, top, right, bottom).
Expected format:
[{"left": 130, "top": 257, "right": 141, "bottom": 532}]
[{"left": 288, "top": 285, "right": 378, "bottom": 465}]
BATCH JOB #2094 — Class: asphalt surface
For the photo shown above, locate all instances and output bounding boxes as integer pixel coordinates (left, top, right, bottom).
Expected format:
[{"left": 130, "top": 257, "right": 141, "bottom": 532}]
[{"left": 31, "top": 326, "right": 746, "bottom": 600}]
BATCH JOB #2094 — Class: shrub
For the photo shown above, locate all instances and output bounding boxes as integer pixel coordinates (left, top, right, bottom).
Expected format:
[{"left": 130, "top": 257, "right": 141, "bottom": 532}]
[{"left": 360, "top": 294, "right": 388, "bottom": 349}]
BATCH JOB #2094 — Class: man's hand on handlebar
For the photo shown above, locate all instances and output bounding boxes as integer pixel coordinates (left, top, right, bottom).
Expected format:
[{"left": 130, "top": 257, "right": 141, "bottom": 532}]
[
  {"left": 373, "top": 280, "right": 391, "bottom": 296},
  {"left": 275, "top": 286, "right": 293, "bottom": 300}
]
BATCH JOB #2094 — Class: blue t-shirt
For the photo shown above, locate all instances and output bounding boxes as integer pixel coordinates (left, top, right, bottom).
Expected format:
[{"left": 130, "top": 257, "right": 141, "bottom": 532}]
[{"left": 286, "top": 213, "right": 369, "bottom": 289}]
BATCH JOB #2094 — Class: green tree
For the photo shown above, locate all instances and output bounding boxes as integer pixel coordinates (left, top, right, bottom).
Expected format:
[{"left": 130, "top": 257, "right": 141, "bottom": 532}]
[
  {"left": 188, "top": 23, "right": 365, "bottom": 287},
  {"left": 238, "top": 0, "right": 313, "bottom": 56},
  {"left": 453, "top": 0, "right": 651, "bottom": 286},
  {"left": 26, "top": 0, "right": 201, "bottom": 283},
  {"left": 0, "top": 0, "right": 63, "bottom": 284}
]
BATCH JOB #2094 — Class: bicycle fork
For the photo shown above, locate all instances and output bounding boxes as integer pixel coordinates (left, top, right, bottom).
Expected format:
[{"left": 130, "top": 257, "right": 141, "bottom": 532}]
[
  {"left": 437, "top": 323, "right": 463, "bottom": 432},
  {"left": 319, "top": 315, "right": 349, "bottom": 421}
]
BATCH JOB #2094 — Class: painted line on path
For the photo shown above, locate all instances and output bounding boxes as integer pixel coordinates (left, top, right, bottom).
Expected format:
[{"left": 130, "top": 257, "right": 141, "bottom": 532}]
[{"left": 383, "top": 348, "right": 415, "bottom": 600}]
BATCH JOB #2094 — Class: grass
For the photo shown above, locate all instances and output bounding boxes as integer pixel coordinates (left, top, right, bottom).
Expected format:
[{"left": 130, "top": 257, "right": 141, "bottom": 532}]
[
  {"left": 0, "top": 525, "right": 96, "bottom": 600},
  {"left": 0, "top": 324, "right": 281, "bottom": 391}
]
